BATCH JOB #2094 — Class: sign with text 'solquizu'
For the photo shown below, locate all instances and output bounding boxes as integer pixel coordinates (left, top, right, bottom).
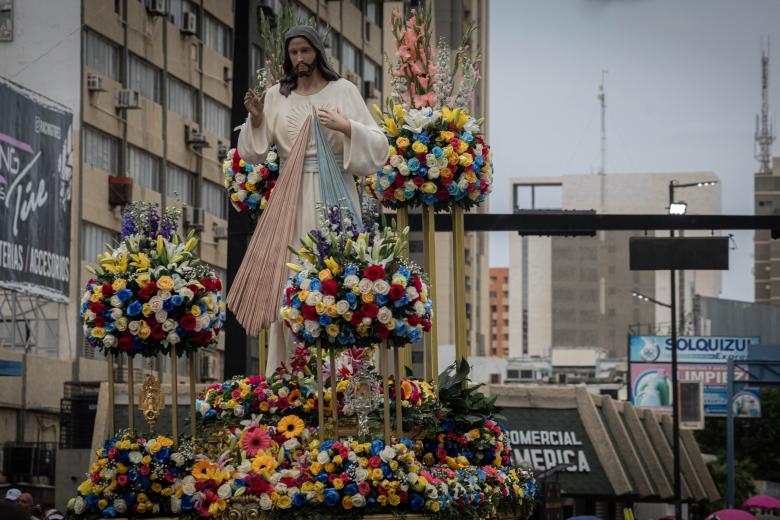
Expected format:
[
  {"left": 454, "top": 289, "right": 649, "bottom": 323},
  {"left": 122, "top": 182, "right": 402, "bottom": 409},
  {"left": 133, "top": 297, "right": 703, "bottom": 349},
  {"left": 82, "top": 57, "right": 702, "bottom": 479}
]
[
  {"left": 0, "top": 77, "right": 72, "bottom": 302},
  {"left": 629, "top": 336, "right": 761, "bottom": 417}
]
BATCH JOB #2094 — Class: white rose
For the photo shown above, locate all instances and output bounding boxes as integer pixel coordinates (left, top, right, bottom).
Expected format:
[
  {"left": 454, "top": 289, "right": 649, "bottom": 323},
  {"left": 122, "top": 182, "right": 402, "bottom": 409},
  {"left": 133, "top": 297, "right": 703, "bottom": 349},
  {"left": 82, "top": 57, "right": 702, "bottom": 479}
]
[
  {"left": 379, "top": 446, "right": 396, "bottom": 463},
  {"left": 170, "top": 496, "right": 181, "bottom": 514},
  {"left": 217, "top": 483, "right": 232, "bottom": 499},
  {"left": 344, "top": 275, "right": 359, "bottom": 288},
  {"left": 305, "top": 291, "right": 322, "bottom": 306},
  {"left": 171, "top": 452, "right": 185, "bottom": 466},
  {"left": 404, "top": 180, "right": 417, "bottom": 191},
  {"left": 379, "top": 178, "right": 391, "bottom": 189},
  {"left": 269, "top": 474, "right": 282, "bottom": 485},
  {"left": 247, "top": 171, "right": 260, "bottom": 184},
  {"left": 103, "top": 468, "right": 116, "bottom": 480},
  {"left": 73, "top": 497, "right": 85, "bottom": 514},
  {"left": 197, "top": 314, "right": 210, "bottom": 330},
  {"left": 278, "top": 387, "right": 289, "bottom": 397},
  {"left": 373, "top": 280, "right": 390, "bottom": 295},
  {"left": 362, "top": 317, "right": 372, "bottom": 327},
  {"left": 149, "top": 296, "right": 163, "bottom": 312},
  {"left": 238, "top": 459, "right": 253, "bottom": 474},
  {"left": 428, "top": 167, "right": 440, "bottom": 179},
  {"left": 389, "top": 155, "right": 403, "bottom": 167},
  {"left": 317, "top": 451, "right": 330, "bottom": 464},
  {"left": 103, "top": 335, "right": 116, "bottom": 347},
  {"left": 159, "top": 290, "right": 172, "bottom": 300},
  {"left": 414, "top": 300, "right": 426, "bottom": 316},
  {"left": 179, "top": 287, "right": 194, "bottom": 300},
  {"left": 110, "top": 295, "right": 122, "bottom": 308},
  {"left": 235, "top": 173, "right": 246, "bottom": 184},
  {"left": 335, "top": 300, "right": 350, "bottom": 315},
  {"left": 113, "top": 498, "right": 127, "bottom": 513},
  {"left": 266, "top": 151, "right": 278, "bottom": 162},
  {"left": 438, "top": 157, "right": 449, "bottom": 168},
  {"left": 406, "top": 287, "right": 419, "bottom": 300},
  {"left": 425, "top": 153, "right": 436, "bottom": 165},
  {"left": 283, "top": 438, "right": 300, "bottom": 450},
  {"left": 291, "top": 322, "right": 302, "bottom": 334},
  {"left": 304, "top": 320, "right": 320, "bottom": 334},
  {"left": 399, "top": 164, "right": 410, "bottom": 176},
  {"left": 129, "top": 451, "right": 142, "bottom": 463},
  {"left": 352, "top": 494, "right": 366, "bottom": 508},
  {"left": 347, "top": 451, "right": 358, "bottom": 462},
  {"left": 354, "top": 467, "right": 369, "bottom": 483},
  {"left": 358, "top": 278, "right": 373, "bottom": 294},
  {"left": 155, "top": 310, "right": 168, "bottom": 323},
  {"left": 128, "top": 321, "right": 141, "bottom": 335},
  {"left": 458, "top": 178, "right": 469, "bottom": 191},
  {"left": 167, "top": 332, "right": 181, "bottom": 344},
  {"left": 300, "top": 279, "right": 311, "bottom": 290},
  {"left": 234, "top": 406, "right": 244, "bottom": 417},
  {"left": 407, "top": 472, "right": 419, "bottom": 485},
  {"left": 182, "top": 480, "right": 196, "bottom": 496},
  {"left": 110, "top": 308, "right": 123, "bottom": 320},
  {"left": 322, "top": 295, "right": 336, "bottom": 307},
  {"left": 163, "top": 319, "right": 177, "bottom": 332},
  {"left": 377, "top": 307, "right": 393, "bottom": 324},
  {"left": 199, "top": 401, "right": 211, "bottom": 415}
]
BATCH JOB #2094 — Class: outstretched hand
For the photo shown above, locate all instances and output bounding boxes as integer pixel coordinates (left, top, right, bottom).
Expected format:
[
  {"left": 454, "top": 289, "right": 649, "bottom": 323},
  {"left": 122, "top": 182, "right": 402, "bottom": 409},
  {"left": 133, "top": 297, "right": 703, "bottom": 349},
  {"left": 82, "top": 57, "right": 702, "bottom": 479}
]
[
  {"left": 317, "top": 107, "right": 351, "bottom": 136},
  {"left": 244, "top": 90, "right": 266, "bottom": 128}
]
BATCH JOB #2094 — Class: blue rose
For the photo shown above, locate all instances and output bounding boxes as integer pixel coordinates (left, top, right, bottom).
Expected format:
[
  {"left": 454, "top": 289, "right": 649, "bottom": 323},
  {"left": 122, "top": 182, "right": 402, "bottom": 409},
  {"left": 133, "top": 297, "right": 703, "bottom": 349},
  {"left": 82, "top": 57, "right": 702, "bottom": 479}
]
[
  {"left": 316, "top": 471, "right": 329, "bottom": 483},
  {"left": 323, "top": 488, "right": 340, "bottom": 507},
  {"left": 460, "top": 132, "right": 474, "bottom": 143},
  {"left": 408, "top": 329, "right": 422, "bottom": 343},
  {"left": 171, "top": 295, "right": 183, "bottom": 307},
  {"left": 447, "top": 184, "right": 460, "bottom": 196},
  {"left": 407, "top": 158, "right": 420, "bottom": 172},
  {"left": 319, "top": 315, "right": 332, "bottom": 326},
  {"left": 321, "top": 440, "right": 334, "bottom": 451},
  {"left": 293, "top": 493, "right": 307, "bottom": 507},
  {"left": 154, "top": 447, "right": 171, "bottom": 462},
  {"left": 346, "top": 292, "right": 357, "bottom": 306},
  {"left": 375, "top": 294, "right": 388, "bottom": 305},
  {"left": 413, "top": 132, "right": 430, "bottom": 145},
  {"left": 410, "top": 493, "right": 425, "bottom": 511},
  {"left": 385, "top": 172, "right": 396, "bottom": 184},
  {"left": 117, "top": 289, "right": 133, "bottom": 302},
  {"left": 309, "top": 279, "right": 321, "bottom": 292},
  {"left": 268, "top": 162, "right": 279, "bottom": 171},
  {"left": 344, "top": 483, "right": 358, "bottom": 496},
  {"left": 432, "top": 146, "right": 444, "bottom": 159},
  {"left": 344, "top": 265, "right": 358, "bottom": 276},
  {"left": 367, "top": 496, "right": 377, "bottom": 507},
  {"left": 370, "top": 439, "right": 384, "bottom": 455},
  {"left": 418, "top": 166, "right": 428, "bottom": 177},
  {"left": 422, "top": 194, "right": 437, "bottom": 205},
  {"left": 163, "top": 299, "right": 174, "bottom": 312},
  {"left": 127, "top": 468, "right": 139, "bottom": 481}
]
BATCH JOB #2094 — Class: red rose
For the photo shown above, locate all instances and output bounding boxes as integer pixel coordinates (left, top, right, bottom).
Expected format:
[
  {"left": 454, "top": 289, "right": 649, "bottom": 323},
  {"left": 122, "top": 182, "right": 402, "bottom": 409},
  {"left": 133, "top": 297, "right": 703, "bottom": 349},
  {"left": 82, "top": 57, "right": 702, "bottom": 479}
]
[
  {"left": 180, "top": 313, "right": 196, "bottom": 331},
  {"left": 383, "top": 188, "right": 395, "bottom": 200},
  {"left": 151, "top": 323, "right": 165, "bottom": 340},
  {"left": 421, "top": 319, "right": 432, "bottom": 331},
  {"left": 412, "top": 176, "right": 424, "bottom": 187},
  {"left": 388, "top": 284, "right": 405, "bottom": 301},
  {"left": 301, "top": 305, "right": 318, "bottom": 321},
  {"left": 321, "top": 279, "right": 339, "bottom": 296},
  {"left": 375, "top": 323, "right": 389, "bottom": 339},
  {"left": 363, "top": 264, "right": 385, "bottom": 281},
  {"left": 440, "top": 176, "right": 453, "bottom": 186},
  {"left": 101, "top": 283, "right": 114, "bottom": 296},
  {"left": 200, "top": 277, "right": 215, "bottom": 292},
  {"left": 412, "top": 275, "right": 423, "bottom": 293},
  {"left": 260, "top": 167, "right": 269, "bottom": 179},
  {"left": 118, "top": 335, "right": 133, "bottom": 351},
  {"left": 93, "top": 316, "right": 105, "bottom": 328},
  {"left": 393, "top": 175, "right": 405, "bottom": 187},
  {"left": 89, "top": 302, "right": 106, "bottom": 314},
  {"left": 349, "top": 311, "right": 364, "bottom": 326},
  {"left": 361, "top": 302, "right": 379, "bottom": 319},
  {"left": 408, "top": 315, "right": 421, "bottom": 326},
  {"left": 436, "top": 188, "right": 450, "bottom": 200}
]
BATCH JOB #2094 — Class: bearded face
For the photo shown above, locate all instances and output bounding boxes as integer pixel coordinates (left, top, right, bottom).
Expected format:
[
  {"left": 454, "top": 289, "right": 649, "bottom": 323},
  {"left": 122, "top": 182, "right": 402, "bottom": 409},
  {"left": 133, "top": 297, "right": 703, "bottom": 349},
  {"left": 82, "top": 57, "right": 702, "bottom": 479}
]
[{"left": 287, "top": 37, "right": 317, "bottom": 77}]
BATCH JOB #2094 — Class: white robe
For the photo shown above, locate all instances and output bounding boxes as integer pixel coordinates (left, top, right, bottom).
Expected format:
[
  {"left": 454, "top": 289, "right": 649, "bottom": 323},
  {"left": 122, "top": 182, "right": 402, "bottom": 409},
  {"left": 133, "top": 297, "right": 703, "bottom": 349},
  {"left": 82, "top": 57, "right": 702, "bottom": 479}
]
[{"left": 237, "top": 78, "right": 388, "bottom": 374}]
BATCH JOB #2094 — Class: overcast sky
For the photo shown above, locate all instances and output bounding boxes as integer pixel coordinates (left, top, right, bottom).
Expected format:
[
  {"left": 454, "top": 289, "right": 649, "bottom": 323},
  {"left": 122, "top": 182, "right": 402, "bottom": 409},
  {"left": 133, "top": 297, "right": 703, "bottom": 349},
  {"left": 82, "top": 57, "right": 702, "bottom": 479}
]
[{"left": 488, "top": 0, "right": 780, "bottom": 302}]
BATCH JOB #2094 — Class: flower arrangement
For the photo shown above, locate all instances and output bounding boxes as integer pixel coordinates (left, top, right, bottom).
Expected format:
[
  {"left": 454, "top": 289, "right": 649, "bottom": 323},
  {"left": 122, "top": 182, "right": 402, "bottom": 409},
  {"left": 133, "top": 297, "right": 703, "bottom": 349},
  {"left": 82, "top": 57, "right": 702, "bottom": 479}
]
[
  {"left": 369, "top": 6, "right": 492, "bottom": 211},
  {"left": 67, "top": 431, "right": 195, "bottom": 518},
  {"left": 222, "top": 147, "right": 280, "bottom": 224},
  {"left": 281, "top": 205, "right": 432, "bottom": 348},
  {"left": 80, "top": 202, "right": 225, "bottom": 357}
]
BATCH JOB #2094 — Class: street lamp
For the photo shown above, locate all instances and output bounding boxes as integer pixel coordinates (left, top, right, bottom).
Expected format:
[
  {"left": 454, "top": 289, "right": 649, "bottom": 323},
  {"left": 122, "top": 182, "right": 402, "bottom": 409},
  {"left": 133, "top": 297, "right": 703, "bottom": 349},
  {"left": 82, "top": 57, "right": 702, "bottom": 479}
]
[
  {"left": 631, "top": 290, "right": 671, "bottom": 309},
  {"left": 667, "top": 179, "right": 718, "bottom": 519}
]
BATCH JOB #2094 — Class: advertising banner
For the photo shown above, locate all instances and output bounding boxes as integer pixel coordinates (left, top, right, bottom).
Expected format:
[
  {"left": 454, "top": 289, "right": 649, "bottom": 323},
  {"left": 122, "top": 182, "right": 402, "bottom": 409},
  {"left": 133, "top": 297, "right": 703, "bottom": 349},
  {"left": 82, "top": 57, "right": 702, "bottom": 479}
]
[
  {"left": 629, "top": 336, "right": 761, "bottom": 417},
  {"left": 0, "top": 77, "right": 73, "bottom": 302}
]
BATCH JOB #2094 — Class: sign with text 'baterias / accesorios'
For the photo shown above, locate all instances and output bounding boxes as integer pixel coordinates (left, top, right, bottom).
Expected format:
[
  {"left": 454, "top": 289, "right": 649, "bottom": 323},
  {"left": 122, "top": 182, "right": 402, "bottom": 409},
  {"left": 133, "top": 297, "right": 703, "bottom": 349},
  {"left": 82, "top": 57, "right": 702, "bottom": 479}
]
[
  {"left": 0, "top": 77, "right": 72, "bottom": 302},
  {"left": 629, "top": 336, "right": 761, "bottom": 417}
]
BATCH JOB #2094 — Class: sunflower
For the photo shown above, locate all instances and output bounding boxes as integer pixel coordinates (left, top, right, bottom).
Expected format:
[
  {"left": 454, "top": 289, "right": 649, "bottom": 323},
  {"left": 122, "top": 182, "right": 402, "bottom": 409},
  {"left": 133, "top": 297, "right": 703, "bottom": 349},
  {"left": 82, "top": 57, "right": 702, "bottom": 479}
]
[
  {"left": 192, "top": 460, "right": 214, "bottom": 480},
  {"left": 251, "top": 451, "right": 277, "bottom": 476},
  {"left": 241, "top": 426, "right": 272, "bottom": 457},
  {"left": 277, "top": 414, "right": 305, "bottom": 439}
]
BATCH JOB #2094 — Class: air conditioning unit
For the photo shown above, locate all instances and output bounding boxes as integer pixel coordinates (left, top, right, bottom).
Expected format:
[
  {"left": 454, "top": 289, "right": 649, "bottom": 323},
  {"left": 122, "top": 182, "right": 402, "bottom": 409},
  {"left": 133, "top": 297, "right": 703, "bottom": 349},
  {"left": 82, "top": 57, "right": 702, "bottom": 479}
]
[
  {"left": 114, "top": 89, "right": 141, "bottom": 109},
  {"left": 87, "top": 74, "right": 105, "bottom": 92},
  {"left": 363, "top": 80, "right": 380, "bottom": 99},
  {"left": 200, "top": 354, "right": 219, "bottom": 381},
  {"left": 185, "top": 126, "right": 210, "bottom": 149},
  {"left": 184, "top": 206, "right": 205, "bottom": 229},
  {"left": 217, "top": 142, "right": 229, "bottom": 162},
  {"left": 145, "top": 0, "right": 167, "bottom": 16},
  {"left": 108, "top": 175, "right": 133, "bottom": 207},
  {"left": 213, "top": 224, "right": 228, "bottom": 241},
  {"left": 181, "top": 11, "right": 197, "bottom": 35}
]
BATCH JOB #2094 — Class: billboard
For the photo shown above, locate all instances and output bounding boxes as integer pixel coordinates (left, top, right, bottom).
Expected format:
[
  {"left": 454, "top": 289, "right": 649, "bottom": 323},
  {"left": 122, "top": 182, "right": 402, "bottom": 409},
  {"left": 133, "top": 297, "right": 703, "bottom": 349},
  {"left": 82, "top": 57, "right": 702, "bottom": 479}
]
[
  {"left": 0, "top": 77, "right": 73, "bottom": 302},
  {"left": 629, "top": 336, "right": 761, "bottom": 417}
]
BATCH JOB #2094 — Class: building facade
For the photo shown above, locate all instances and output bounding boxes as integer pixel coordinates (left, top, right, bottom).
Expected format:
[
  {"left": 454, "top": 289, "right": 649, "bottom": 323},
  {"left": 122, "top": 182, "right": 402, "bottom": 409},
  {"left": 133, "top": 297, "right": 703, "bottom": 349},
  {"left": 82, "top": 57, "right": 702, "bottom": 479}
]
[
  {"left": 508, "top": 172, "right": 722, "bottom": 359},
  {"left": 755, "top": 157, "right": 780, "bottom": 303},
  {"left": 489, "top": 268, "right": 509, "bottom": 357}
]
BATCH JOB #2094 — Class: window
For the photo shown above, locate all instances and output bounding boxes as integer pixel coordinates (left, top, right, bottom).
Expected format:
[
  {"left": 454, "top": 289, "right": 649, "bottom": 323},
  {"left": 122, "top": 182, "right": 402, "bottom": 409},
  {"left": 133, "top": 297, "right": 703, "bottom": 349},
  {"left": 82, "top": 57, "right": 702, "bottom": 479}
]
[
  {"left": 366, "top": 0, "right": 382, "bottom": 26},
  {"left": 168, "top": 0, "right": 198, "bottom": 30},
  {"left": 127, "top": 146, "right": 160, "bottom": 191},
  {"left": 82, "top": 222, "right": 119, "bottom": 261},
  {"left": 520, "top": 369, "right": 534, "bottom": 379},
  {"left": 202, "top": 180, "right": 227, "bottom": 219},
  {"left": 86, "top": 31, "right": 120, "bottom": 80},
  {"left": 203, "top": 97, "right": 230, "bottom": 138},
  {"left": 341, "top": 39, "right": 361, "bottom": 76},
  {"left": 364, "top": 57, "right": 381, "bottom": 87},
  {"left": 250, "top": 44, "right": 264, "bottom": 83},
  {"left": 129, "top": 54, "right": 161, "bottom": 102},
  {"left": 84, "top": 126, "right": 119, "bottom": 174},
  {"left": 507, "top": 369, "right": 519, "bottom": 379},
  {"left": 514, "top": 183, "right": 562, "bottom": 211},
  {"left": 167, "top": 76, "right": 197, "bottom": 121},
  {"left": 166, "top": 164, "right": 195, "bottom": 206},
  {"left": 490, "top": 374, "right": 501, "bottom": 384},
  {"left": 489, "top": 291, "right": 497, "bottom": 298},
  {"left": 490, "top": 305, "right": 497, "bottom": 312},
  {"left": 204, "top": 13, "right": 232, "bottom": 59}
]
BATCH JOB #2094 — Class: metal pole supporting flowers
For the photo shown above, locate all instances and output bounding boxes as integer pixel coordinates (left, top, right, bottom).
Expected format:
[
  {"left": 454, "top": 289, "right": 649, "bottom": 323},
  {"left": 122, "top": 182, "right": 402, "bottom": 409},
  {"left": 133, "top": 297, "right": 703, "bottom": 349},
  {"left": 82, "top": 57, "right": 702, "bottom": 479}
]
[
  {"left": 394, "top": 346, "right": 403, "bottom": 438},
  {"left": 258, "top": 328, "right": 267, "bottom": 377},
  {"left": 422, "top": 204, "right": 439, "bottom": 386},
  {"left": 395, "top": 207, "right": 413, "bottom": 373},
  {"left": 329, "top": 347, "right": 339, "bottom": 436},
  {"left": 127, "top": 354, "right": 135, "bottom": 431},
  {"left": 381, "top": 340, "right": 391, "bottom": 444},
  {"left": 107, "top": 351, "right": 115, "bottom": 436},
  {"left": 451, "top": 205, "right": 469, "bottom": 381},
  {"left": 316, "top": 340, "right": 325, "bottom": 443},
  {"left": 188, "top": 351, "right": 196, "bottom": 439},
  {"left": 170, "top": 344, "right": 178, "bottom": 444}
]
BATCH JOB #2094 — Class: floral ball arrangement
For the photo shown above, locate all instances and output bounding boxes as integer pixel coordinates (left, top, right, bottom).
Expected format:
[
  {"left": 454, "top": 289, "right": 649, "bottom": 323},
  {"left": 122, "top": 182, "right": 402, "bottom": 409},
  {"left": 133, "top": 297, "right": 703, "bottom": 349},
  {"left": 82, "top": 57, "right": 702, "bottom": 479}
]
[
  {"left": 369, "top": 7, "right": 492, "bottom": 211},
  {"left": 222, "top": 146, "right": 279, "bottom": 223},
  {"left": 67, "top": 431, "right": 195, "bottom": 518},
  {"left": 280, "top": 205, "right": 432, "bottom": 348},
  {"left": 80, "top": 202, "right": 225, "bottom": 357}
]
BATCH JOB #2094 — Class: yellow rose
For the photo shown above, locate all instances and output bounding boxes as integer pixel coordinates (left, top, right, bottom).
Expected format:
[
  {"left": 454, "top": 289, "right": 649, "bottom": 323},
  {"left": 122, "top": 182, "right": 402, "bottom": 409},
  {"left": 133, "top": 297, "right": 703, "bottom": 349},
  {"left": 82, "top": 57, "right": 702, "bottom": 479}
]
[
  {"left": 448, "top": 154, "right": 459, "bottom": 166},
  {"left": 318, "top": 269, "right": 332, "bottom": 281},
  {"left": 298, "top": 290, "right": 309, "bottom": 302},
  {"left": 438, "top": 130, "right": 455, "bottom": 141},
  {"left": 315, "top": 301, "right": 326, "bottom": 314},
  {"left": 377, "top": 495, "right": 387, "bottom": 506},
  {"left": 430, "top": 500, "right": 441, "bottom": 512},
  {"left": 98, "top": 499, "right": 108, "bottom": 510},
  {"left": 157, "top": 276, "right": 175, "bottom": 290},
  {"left": 136, "top": 273, "right": 151, "bottom": 286},
  {"left": 112, "top": 279, "right": 127, "bottom": 291},
  {"left": 115, "top": 318, "right": 128, "bottom": 331},
  {"left": 396, "top": 136, "right": 410, "bottom": 149},
  {"left": 141, "top": 303, "right": 153, "bottom": 317},
  {"left": 342, "top": 496, "right": 353, "bottom": 509},
  {"left": 90, "top": 293, "right": 101, "bottom": 303},
  {"left": 459, "top": 154, "right": 474, "bottom": 167},
  {"left": 420, "top": 182, "right": 437, "bottom": 194},
  {"left": 324, "top": 462, "right": 336, "bottom": 474},
  {"left": 245, "top": 182, "right": 257, "bottom": 192},
  {"left": 138, "top": 322, "right": 151, "bottom": 339},
  {"left": 277, "top": 495, "right": 292, "bottom": 509},
  {"left": 456, "top": 139, "right": 469, "bottom": 153},
  {"left": 326, "top": 324, "right": 340, "bottom": 337},
  {"left": 324, "top": 257, "right": 341, "bottom": 275},
  {"left": 440, "top": 167, "right": 452, "bottom": 178},
  {"left": 90, "top": 327, "right": 106, "bottom": 339},
  {"left": 151, "top": 482, "right": 162, "bottom": 493},
  {"left": 388, "top": 145, "right": 397, "bottom": 157},
  {"left": 411, "top": 141, "right": 428, "bottom": 154},
  {"left": 333, "top": 477, "right": 344, "bottom": 489},
  {"left": 361, "top": 293, "right": 374, "bottom": 303},
  {"left": 388, "top": 494, "right": 401, "bottom": 506},
  {"left": 191, "top": 305, "right": 201, "bottom": 317}
]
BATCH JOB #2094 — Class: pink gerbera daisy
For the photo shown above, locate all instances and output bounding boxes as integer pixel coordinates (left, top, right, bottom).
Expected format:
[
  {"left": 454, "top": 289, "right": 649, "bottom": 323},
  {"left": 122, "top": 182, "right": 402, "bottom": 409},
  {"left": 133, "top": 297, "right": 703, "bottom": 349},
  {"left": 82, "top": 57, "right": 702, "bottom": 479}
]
[{"left": 241, "top": 426, "right": 271, "bottom": 457}]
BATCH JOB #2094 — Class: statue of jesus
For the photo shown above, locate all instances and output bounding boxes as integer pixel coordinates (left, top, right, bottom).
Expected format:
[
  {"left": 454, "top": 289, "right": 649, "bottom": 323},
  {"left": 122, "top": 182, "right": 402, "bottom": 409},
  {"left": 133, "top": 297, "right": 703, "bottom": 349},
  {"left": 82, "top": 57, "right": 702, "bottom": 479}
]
[{"left": 230, "top": 26, "right": 388, "bottom": 373}]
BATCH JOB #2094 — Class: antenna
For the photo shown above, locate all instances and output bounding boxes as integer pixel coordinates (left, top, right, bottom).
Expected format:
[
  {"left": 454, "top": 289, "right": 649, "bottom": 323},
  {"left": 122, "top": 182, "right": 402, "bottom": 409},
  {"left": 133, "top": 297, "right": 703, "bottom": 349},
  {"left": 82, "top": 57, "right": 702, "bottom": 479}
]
[
  {"left": 755, "top": 37, "right": 775, "bottom": 175},
  {"left": 598, "top": 70, "right": 608, "bottom": 175}
]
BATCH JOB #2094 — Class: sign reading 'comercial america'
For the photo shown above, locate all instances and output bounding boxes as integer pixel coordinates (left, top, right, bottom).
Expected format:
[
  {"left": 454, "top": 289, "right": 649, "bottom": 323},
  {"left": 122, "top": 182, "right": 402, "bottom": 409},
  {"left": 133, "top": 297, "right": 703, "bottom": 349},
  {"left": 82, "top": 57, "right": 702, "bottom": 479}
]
[
  {"left": 0, "top": 77, "right": 72, "bottom": 302},
  {"left": 506, "top": 429, "right": 591, "bottom": 473}
]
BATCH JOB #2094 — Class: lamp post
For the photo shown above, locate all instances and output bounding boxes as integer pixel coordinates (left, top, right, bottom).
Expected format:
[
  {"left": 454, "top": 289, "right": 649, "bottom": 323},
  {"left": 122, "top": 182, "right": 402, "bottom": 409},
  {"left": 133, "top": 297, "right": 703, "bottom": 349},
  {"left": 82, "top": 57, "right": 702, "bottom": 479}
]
[{"left": 666, "top": 179, "right": 717, "bottom": 519}]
